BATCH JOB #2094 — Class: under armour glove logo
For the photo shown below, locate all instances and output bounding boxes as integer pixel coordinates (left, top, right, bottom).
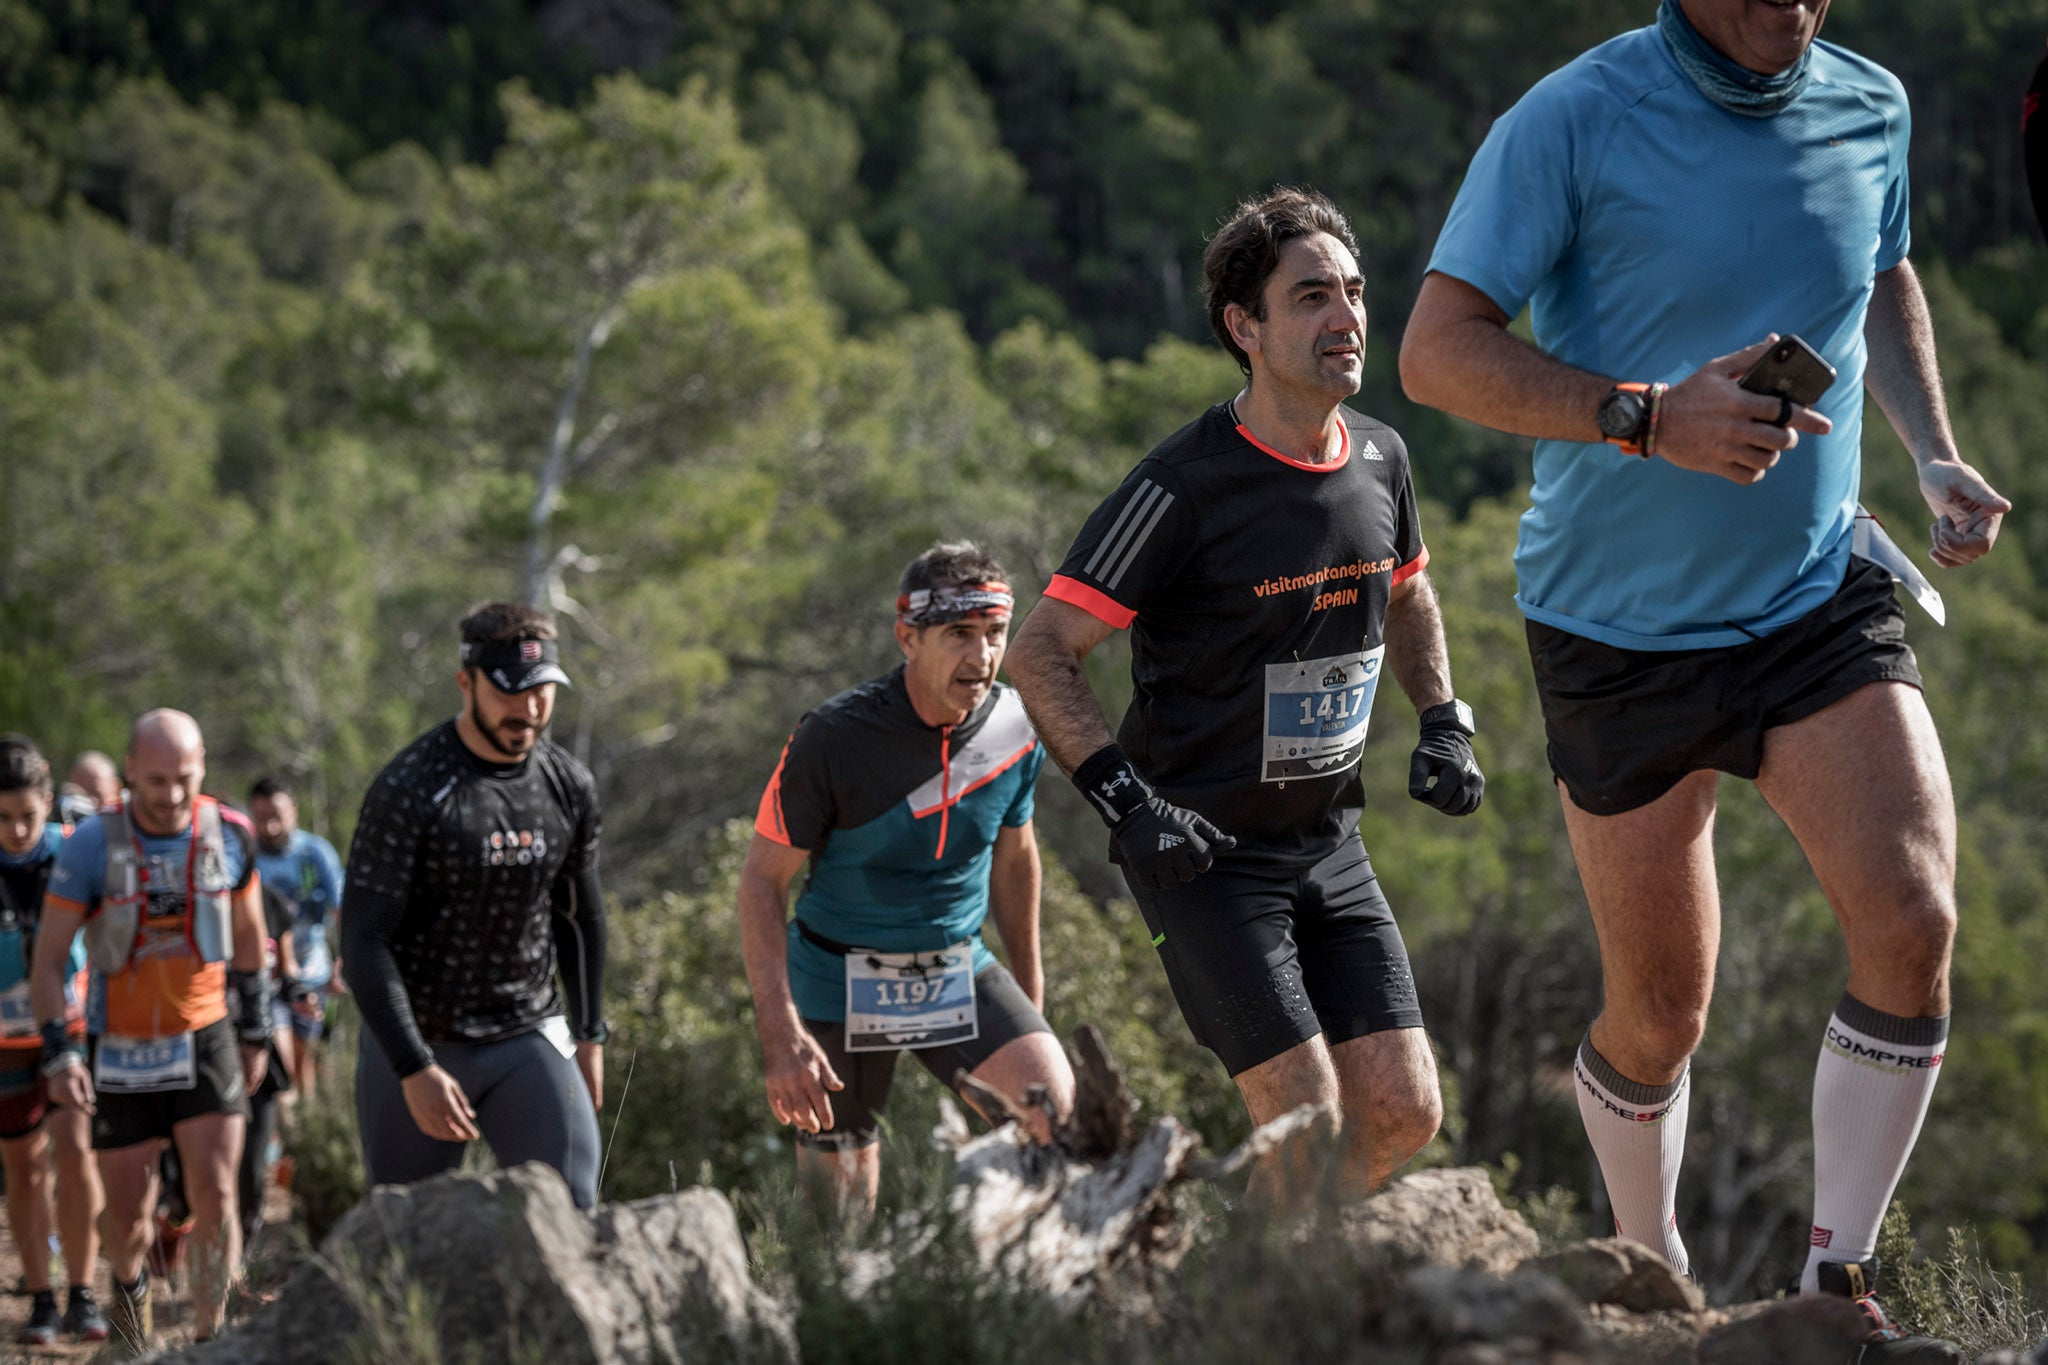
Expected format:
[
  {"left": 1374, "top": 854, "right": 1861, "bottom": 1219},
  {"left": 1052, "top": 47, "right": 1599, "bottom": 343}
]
[{"left": 1073, "top": 742, "right": 1237, "bottom": 889}]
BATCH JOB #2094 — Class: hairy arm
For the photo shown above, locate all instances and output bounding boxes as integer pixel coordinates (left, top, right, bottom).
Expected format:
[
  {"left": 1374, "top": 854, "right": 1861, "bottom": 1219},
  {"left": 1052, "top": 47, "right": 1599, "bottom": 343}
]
[
  {"left": 1400, "top": 272, "right": 1823, "bottom": 485},
  {"left": 1863, "top": 260, "right": 2011, "bottom": 567},
  {"left": 735, "top": 833, "right": 841, "bottom": 1132},
  {"left": 1381, "top": 570, "right": 1454, "bottom": 714},
  {"left": 986, "top": 822, "right": 1044, "bottom": 1010},
  {"left": 1006, "top": 598, "right": 1120, "bottom": 775}
]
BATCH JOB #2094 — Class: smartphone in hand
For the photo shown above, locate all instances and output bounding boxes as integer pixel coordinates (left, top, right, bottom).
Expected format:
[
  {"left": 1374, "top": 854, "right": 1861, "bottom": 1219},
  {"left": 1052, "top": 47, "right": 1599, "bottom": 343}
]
[{"left": 1738, "top": 334, "right": 1837, "bottom": 407}]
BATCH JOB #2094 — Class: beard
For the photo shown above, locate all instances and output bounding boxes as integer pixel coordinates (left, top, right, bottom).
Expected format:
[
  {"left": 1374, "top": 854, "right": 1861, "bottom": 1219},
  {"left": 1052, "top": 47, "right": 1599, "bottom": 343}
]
[{"left": 469, "top": 694, "right": 541, "bottom": 758}]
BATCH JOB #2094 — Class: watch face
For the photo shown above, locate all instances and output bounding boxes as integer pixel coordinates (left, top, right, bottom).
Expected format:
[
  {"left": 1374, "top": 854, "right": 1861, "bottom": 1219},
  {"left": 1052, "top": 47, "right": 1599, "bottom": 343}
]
[{"left": 1598, "top": 391, "right": 1645, "bottom": 440}]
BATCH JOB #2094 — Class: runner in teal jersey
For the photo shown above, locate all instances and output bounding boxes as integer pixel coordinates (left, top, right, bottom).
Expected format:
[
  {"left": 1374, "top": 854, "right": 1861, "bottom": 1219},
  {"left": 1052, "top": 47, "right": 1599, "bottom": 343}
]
[{"left": 739, "top": 542, "right": 1073, "bottom": 1214}]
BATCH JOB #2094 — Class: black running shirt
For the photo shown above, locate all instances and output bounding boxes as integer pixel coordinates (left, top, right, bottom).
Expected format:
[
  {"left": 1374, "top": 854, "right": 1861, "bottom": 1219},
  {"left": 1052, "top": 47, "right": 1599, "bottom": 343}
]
[
  {"left": 342, "top": 722, "right": 604, "bottom": 1077},
  {"left": 1046, "top": 402, "right": 1427, "bottom": 869}
]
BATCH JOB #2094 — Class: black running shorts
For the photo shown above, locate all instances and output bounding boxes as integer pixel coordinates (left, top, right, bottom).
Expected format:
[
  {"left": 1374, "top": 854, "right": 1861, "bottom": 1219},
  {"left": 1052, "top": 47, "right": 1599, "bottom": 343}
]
[
  {"left": 1527, "top": 555, "right": 1923, "bottom": 816},
  {"left": 90, "top": 1017, "right": 250, "bottom": 1151},
  {"left": 797, "top": 963, "right": 1051, "bottom": 1151},
  {"left": 1125, "top": 834, "right": 1424, "bottom": 1077}
]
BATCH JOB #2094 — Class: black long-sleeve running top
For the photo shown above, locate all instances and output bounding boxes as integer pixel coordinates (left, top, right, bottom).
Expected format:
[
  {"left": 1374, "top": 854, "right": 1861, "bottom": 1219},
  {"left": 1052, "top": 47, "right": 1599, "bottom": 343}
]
[{"left": 341, "top": 721, "right": 605, "bottom": 1077}]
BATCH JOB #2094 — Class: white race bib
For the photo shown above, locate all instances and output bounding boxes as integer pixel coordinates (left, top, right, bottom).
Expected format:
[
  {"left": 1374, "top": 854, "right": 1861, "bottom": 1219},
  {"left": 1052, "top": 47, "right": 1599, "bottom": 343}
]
[
  {"left": 1853, "top": 505, "right": 1945, "bottom": 626},
  {"left": 95, "top": 1032, "right": 198, "bottom": 1093},
  {"left": 0, "top": 982, "right": 35, "bottom": 1038},
  {"left": 844, "top": 943, "right": 978, "bottom": 1053},
  {"left": 1262, "top": 646, "right": 1385, "bottom": 783},
  {"left": 538, "top": 1015, "right": 576, "bottom": 1060}
]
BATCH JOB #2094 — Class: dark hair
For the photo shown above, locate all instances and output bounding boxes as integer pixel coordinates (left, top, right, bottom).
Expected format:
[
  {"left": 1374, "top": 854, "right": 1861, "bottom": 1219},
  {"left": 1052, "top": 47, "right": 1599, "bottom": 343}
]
[
  {"left": 1203, "top": 187, "right": 1360, "bottom": 376},
  {"left": 249, "top": 774, "right": 293, "bottom": 803},
  {"left": 458, "top": 601, "right": 558, "bottom": 648},
  {"left": 0, "top": 735, "right": 52, "bottom": 797},
  {"left": 898, "top": 542, "right": 1009, "bottom": 600}
]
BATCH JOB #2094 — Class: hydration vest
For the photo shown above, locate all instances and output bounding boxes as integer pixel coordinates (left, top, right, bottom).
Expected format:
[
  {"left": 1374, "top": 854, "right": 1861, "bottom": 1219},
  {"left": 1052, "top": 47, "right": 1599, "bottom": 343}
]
[
  {"left": 0, "top": 830, "right": 63, "bottom": 994},
  {"left": 86, "top": 799, "right": 234, "bottom": 974}
]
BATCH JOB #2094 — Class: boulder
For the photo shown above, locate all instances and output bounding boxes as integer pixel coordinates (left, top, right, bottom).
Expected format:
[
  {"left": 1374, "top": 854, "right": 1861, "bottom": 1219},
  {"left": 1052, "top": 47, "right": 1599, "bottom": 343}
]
[
  {"left": 1342, "top": 1167, "right": 1541, "bottom": 1275},
  {"left": 1696, "top": 1295, "right": 1873, "bottom": 1365},
  {"left": 1381, "top": 1265, "right": 1593, "bottom": 1357},
  {"left": 1535, "top": 1238, "right": 1706, "bottom": 1314},
  {"left": 159, "top": 1163, "right": 792, "bottom": 1364}
]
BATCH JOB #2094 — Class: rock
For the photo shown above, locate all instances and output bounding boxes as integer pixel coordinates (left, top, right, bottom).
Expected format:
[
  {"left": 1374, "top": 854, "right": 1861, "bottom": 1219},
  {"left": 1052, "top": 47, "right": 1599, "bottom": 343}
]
[
  {"left": 159, "top": 1162, "right": 792, "bottom": 1364},
  {"left": 1535, "top": 1239, "right": 1706, "bottom": 1313},
  {"left": 1382, "top": 1265, "right": 1593, "bottom": 1356},
  {"left": 1341, "top": 1167, "right": 1540, "bottom": 1275},
  {"left": 1697, "top": 1295, "right": 1871, "bottom": 1365}
]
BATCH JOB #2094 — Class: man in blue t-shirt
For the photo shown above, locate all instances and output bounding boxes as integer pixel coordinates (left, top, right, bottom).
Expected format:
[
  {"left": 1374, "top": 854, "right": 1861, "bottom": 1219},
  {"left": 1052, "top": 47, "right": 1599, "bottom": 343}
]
[
  {"left": 738, "top": 542, "right": 1073, "bottom": 1213},
  {"left": 248, "top": 774, "right": 344, "bottom": 1108},
  {"left": 1400, "top": 0, "right": 2008, "bottom": 1350}
]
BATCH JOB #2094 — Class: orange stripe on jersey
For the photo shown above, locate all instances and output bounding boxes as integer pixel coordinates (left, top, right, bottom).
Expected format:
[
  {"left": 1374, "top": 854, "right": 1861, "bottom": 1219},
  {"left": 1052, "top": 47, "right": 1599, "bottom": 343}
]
[
  {"left": 754, "top": 732, "right": 797, "bottom": 846},
  {"left": 1045, "top": 574, "right": 1137, "bottom": 629},
  {"left": 1391, "top": 545, "right": 1430, "bottom": 587}
]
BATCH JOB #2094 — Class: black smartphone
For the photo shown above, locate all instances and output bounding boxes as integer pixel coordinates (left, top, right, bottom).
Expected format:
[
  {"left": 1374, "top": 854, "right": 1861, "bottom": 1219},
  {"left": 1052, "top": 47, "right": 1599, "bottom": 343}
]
[{"left": 1738, "top": 334, "right": 1836, "bottom": 407}]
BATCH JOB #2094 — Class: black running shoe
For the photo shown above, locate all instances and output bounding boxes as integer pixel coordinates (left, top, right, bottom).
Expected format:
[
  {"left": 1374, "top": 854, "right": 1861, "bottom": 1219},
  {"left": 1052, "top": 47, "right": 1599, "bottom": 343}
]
[
  {"left": 17, "top": 1289, "right": 59, "bottom": 1345},
  {"left": 1812, "top": 1258, "right": 1966, "bottom": 1364},
  {"left": 64, "top": 1284, "right": 109, "bottom": 1342}
]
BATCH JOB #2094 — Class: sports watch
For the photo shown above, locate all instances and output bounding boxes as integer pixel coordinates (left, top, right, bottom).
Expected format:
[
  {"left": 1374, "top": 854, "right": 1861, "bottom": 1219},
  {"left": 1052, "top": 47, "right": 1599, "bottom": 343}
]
[
  {"left": 1419, "top": 699, "right": 1476, "bottom": 736},
  {"left": 1597, "top": 383, "right": 1653, "bottom": 455}
]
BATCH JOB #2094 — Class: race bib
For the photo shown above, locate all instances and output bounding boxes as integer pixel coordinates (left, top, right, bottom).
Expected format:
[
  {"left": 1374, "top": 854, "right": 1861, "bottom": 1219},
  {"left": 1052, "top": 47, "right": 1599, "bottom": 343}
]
[
  {"left": 0, "top": 982, "right": 34, "bottom": 1038},
  {"left": 1263, "top": 646, "right": 1385, "bottom": 782},
  {"left": 1853, "top": 505, "right": 1945, "bottom": 626},
  {"left": 538, "top": 1015, "right": 576, "bottom": 1060},
  {"left": 844, "top": 943, "right": 978, "bottom": 1053},
  {"left": 95, "top": 1032, "right": 198, "bottom": 1094},
  {"left": 0, "top": 978, "right": 77, "bottom": 1039}
]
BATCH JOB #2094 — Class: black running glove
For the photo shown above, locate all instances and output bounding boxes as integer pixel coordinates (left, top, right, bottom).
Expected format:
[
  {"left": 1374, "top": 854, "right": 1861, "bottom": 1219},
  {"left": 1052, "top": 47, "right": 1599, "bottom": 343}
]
[
  {"left": 1408, "top": 701, "right": 1484, "bottom": 817},
  {"left": 1075, "top": 743, "right": 1236, "bottom": 889}
]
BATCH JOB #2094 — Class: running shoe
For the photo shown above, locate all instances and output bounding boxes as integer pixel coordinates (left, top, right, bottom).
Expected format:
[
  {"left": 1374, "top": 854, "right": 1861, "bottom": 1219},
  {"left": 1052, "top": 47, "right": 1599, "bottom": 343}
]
[
  {"left": 64, "top": 1284, "right": 109, "bottom": 1342},
  {"left": 1811, "top": 1257, "right": 1965, "bottom": 1364},
  {"left": 105, "top": 1274, "right": 152, "bottom": 1356},
  {"left": 17, "top": 1288, "right": 59, "bottom": 1345}
]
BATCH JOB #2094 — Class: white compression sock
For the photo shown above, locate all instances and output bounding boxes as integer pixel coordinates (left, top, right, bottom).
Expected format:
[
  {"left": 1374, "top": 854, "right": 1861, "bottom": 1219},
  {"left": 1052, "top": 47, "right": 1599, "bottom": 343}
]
[
  {"left": 1574, "top": 1033, "right": 1691, "bottom": 1275},
  {"left": 1802, "top": 993, "right": 1948, "bottom": 1294}
]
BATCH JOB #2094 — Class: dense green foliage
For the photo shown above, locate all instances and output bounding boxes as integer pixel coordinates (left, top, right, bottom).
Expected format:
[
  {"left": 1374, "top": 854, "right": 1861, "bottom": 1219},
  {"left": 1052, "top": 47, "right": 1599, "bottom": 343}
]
[{"left": 4, "top": 0, "right": 2046, "bottom": 1311}]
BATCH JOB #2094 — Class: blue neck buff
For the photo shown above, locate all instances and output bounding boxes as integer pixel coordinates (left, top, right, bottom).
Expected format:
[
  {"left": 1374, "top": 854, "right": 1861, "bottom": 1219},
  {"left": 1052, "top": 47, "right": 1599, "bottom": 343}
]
[{"left": 1657, "top": 0, "right": 1812, "bottom": 118}]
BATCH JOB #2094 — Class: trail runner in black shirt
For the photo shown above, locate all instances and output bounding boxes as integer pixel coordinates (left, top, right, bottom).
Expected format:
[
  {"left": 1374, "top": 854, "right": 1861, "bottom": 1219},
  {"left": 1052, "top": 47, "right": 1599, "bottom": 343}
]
[
  {"left": 1010, "top": 188, "right": 1483, "bottom": 1209},
  {"left": 342, "top": 603, "right": 607, "bottom": 1208}
]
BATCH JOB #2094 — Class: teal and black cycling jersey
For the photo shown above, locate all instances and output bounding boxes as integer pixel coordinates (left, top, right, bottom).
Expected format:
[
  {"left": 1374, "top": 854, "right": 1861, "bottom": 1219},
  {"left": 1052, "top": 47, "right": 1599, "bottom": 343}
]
[{"left": 754, "top": 668, "right": 1044, "bottom": 1021}]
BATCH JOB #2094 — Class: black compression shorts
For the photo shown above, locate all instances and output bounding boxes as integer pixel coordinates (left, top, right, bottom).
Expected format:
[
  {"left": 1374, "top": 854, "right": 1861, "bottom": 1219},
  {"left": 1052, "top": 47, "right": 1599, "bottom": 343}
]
[
  {"left": 1527, "top": 555, "right": 1922, "bottom": 816},
  {"left": 90, "top": 1017, "right": 249, "bottom": 1151},
  {"left": 796, "top": 963, "right": 1051, "bottom": 1151},
  {"left": 1125, "top": 833, "right": 1424, "bottom": 1077}
]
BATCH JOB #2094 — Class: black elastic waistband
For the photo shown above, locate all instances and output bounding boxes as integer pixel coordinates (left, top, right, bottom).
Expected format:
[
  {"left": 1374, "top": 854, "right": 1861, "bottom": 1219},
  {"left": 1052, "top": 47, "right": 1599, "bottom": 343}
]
[{"left": 795, "top": 917, "right": 860, "bottom": 956}]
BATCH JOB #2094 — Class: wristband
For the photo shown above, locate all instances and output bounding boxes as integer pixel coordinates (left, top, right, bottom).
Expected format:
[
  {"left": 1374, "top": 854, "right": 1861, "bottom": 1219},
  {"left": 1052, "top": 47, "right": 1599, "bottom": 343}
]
[
  {"left": 1641, "top": 382, "right": 1670, "bottom": 460},
  {"left": 229, "top": 968, "right": 274, "bottom": 1043},
  {"left": 1073, "top": 743, "right": 1153, "bottom": 826},
  {"left": 39, "top": 1021, "right": 84, "bottom": 1078},
  {"left": 1418, "top": 699, "right": 1477, "bottom": 737}
]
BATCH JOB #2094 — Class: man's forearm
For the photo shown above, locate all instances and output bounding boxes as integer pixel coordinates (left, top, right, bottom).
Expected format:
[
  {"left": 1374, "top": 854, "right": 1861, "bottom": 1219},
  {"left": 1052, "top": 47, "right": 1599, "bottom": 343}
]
[
  {"left": 1863, "top": 261, "right": 1959, "bottom": 469},
  {"left": 1383, "top": 575, "right": 1455, "bottom": 713},
  {"left": 1400, "top": 275, "right": 1612, "bottom": 439},
  {"left": 1007, "top": 631, "right": 1117, "bottom": 775},
  {"left": 988, "top": 843, "right": 1044, "bottom": 1004},
  {"left": 736, "top": 873, "right": 803, "bottom": 1046}
]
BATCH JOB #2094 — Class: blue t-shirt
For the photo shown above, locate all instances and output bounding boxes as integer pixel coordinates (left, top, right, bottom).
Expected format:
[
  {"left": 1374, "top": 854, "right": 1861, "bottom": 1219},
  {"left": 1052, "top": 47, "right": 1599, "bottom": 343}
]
[
  {"left": 755, "top": 676, "right": 1045, "bottom": 1022},
  {"left": 256, "top": 829, "right": 344, "bottom": 987},
  {"left": 1428, "top": 26, "right": 1911, "bottom": 649},
  {"left": 0, "top": 825, "right": 86, "bottom": 996}
]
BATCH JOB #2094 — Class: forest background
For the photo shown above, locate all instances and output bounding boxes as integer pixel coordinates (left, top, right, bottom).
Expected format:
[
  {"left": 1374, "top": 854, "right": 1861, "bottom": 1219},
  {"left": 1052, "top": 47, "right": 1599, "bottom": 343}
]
[{"left": 2, "top": 0, "right": 2045, "bottom": 1308}]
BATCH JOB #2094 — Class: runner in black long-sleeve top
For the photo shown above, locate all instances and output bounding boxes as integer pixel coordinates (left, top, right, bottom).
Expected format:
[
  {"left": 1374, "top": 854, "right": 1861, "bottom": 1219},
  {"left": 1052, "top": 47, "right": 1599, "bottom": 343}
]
[{"left": 341, "top": 602, "right": 608, "bottom": 1208}]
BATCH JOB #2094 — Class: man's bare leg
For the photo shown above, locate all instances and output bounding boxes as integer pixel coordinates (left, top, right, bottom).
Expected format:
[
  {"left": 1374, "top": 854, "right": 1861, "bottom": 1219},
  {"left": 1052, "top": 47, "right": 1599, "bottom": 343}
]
[
  {"left": 1754, "top": 681, "right": 1955, "bottom": 1292},
  {"left": 172, "top": 1112, "right": 244, "bottom": 1340},
  {"left": 47, "top": 1105, "right": 101, "bottom": 1288},
  {"left": 1, "top": 1129, "right": 56, "bottom": 1293},
  {"left": 1559, "top": 768, "right": 1722, "bottom": 1271},
  {"left": 1232, "top": 1035, "right": 1339, "bottom": 1212},
  {"left": 963, "top": 1033, "right": 1075, "bottom": 1145},
  {"left": 1327, "top": 1027, "right": 1442, "bottom": 1199},
  {"left": 795, "top": 1142, "right": 879, "bottom": 1218}
]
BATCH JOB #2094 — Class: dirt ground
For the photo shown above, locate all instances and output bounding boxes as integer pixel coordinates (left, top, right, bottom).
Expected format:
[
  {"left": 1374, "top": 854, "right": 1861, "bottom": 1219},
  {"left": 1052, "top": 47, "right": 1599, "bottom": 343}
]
[{"left": 0, "top": 1161, "right": 296, "bottom": 1361}]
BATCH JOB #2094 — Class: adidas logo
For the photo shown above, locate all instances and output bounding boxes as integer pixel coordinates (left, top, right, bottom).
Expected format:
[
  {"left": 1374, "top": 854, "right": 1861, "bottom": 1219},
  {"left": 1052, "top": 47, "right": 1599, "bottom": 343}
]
[
  {"left": 1361, "top": 439, "right": 1384, "bottom": 461},
  {"left": 1157, "top": 833, "right": 1185, "bottom": 851}
]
